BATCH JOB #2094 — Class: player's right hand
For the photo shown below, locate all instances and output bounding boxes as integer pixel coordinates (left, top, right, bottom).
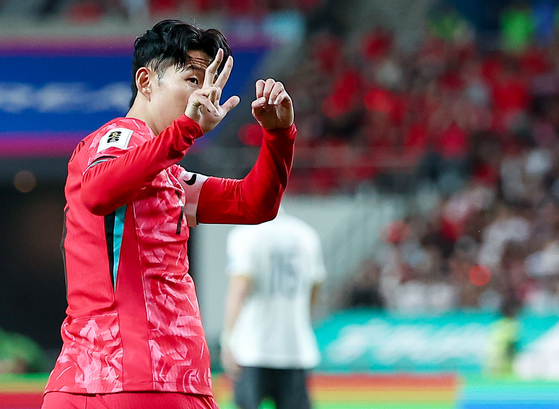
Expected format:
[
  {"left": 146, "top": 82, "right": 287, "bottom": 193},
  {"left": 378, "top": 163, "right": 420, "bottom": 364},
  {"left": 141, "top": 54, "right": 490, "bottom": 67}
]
[
  {"left": 185, "top": 48, "right": 240, "bottom": 134},
  {"left": 220, "top": 345, "right": 241, "bottom": 380}
]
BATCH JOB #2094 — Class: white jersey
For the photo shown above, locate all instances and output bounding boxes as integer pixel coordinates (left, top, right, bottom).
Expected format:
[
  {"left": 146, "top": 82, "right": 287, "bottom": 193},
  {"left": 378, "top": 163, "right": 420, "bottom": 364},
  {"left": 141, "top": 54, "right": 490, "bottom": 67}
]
[{"left": 226, "top": 212, "right": 326, "bottom": 369}]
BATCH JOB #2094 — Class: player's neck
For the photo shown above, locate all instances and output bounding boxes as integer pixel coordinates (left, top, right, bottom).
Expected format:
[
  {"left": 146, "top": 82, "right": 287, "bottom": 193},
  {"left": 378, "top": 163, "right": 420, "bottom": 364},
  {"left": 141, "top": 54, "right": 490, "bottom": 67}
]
[{"left": 126, "top": 103, "right": 158, "bottom": 136}]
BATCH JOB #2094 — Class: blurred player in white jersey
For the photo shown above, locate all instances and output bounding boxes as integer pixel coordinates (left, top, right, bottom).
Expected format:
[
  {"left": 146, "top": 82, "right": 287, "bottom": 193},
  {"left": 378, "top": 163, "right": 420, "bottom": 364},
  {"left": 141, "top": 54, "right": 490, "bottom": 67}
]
[{"left": 221, "top": 208, "right": 326, "bottom": 409}]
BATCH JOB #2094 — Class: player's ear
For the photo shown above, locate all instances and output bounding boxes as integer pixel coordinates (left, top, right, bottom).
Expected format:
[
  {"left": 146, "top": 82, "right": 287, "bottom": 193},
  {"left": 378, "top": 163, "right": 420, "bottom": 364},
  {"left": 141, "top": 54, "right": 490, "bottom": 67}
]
[{"left": 135, "top": 67, "right": 152, "bottom": 100}]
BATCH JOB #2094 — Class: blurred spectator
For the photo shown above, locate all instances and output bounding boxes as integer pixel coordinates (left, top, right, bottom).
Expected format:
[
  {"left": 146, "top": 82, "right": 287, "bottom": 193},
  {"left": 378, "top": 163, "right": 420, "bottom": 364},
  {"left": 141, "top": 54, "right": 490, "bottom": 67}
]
[
  {"left": 237, "top": 2, "right": 559, "bottom": 314},
  {"left": 35, "top": 0, "right": 318, "bottom": 21},
  {"left": 428, "top": 5, "right": 473, "bottom": 44},
  {"left": 377, "top": 218, "right": 459, "bottom": 312},
  {"left": 381, "top": 242, "right": 458, "bottom": 312},
  {"left": 500, "top": 2, "right": 534, "bottom": 52},
  {"left": 478, "top": 203, "right": 531, "bottom": 270},
  {"left": 361, "top": 27, "right": 393, "bottom": 61},
  {"left": 344, "top": 258, "right": 385, "bottom": 309},
  {"left": 37, "top": 0, "right": 149, "bottom": 20},
  {"left": 10, "top": 0, "right": 559, "bottom": 316},
  {"left": 268, "top": 2, "right": 559, "bottom": 200},
  {"left": 486, "top": 294, "right": 521, "bottom": 377},
  {"left": 524, "top": 274, "right": 559, "bottom": 312}
]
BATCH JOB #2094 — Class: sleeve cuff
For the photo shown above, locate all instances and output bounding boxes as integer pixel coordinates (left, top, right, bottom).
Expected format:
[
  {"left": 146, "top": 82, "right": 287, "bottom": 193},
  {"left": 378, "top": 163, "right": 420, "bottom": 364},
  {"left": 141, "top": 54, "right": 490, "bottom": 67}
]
[
  {"left": 262, "top": 123, "right": 297, "bottom": 141},
  {"left": 177, "top": 115, "right": 205, "bottom": 139}
]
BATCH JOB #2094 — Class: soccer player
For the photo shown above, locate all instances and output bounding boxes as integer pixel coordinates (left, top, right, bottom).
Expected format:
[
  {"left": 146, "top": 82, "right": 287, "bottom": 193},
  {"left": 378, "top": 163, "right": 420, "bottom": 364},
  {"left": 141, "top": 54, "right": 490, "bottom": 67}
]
[
  {"left": 42, "top": 19, "right": 296, "bottom": 409},
  {"left": 220, "top": 208, "right": 326, "bottom": 409}
]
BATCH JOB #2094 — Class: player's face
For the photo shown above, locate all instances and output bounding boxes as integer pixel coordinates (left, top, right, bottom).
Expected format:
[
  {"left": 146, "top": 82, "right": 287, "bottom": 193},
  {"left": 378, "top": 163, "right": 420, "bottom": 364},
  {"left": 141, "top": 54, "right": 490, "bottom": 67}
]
[{"left": 150, "top": 49, "right": 211, "bottom": 134}]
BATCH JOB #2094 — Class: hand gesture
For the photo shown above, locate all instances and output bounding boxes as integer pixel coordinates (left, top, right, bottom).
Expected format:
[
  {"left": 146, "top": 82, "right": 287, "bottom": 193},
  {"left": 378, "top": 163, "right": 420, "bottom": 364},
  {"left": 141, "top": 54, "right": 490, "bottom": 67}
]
[
  {"left": 185, "top": 49, "right": 240, "bottom": 133},
  {"left": 251, "top": 78, "right": 294, "bottom": 131}
]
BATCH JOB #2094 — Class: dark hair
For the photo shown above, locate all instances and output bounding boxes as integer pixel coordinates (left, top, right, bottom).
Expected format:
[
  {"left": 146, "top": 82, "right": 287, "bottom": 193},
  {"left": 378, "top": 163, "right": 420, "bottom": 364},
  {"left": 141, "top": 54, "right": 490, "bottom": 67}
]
[{"left": 130, "top": 19, "right": 232, "bottom": 107}]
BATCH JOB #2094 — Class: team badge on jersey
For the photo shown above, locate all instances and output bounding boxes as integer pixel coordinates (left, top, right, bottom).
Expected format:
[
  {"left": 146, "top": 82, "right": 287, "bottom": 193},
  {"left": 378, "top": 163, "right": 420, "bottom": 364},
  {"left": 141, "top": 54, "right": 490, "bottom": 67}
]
[{"left": 97, "top": 128, "right": 133, "bottom": 153}]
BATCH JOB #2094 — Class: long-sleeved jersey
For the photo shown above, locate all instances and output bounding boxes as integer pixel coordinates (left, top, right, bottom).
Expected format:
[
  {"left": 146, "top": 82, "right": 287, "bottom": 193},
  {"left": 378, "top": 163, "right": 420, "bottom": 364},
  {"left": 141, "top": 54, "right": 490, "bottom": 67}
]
[{"left": 44, "top": 115, "right": 295, "bottom": 396}]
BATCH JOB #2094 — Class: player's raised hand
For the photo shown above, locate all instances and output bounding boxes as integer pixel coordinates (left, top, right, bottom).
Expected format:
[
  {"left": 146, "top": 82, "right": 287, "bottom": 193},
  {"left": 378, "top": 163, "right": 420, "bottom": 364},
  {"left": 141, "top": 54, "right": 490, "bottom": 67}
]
[
  {"left": 185, "top": 48, "right": 240, "bottom": 133},
  {"left": 251, "top": 78, "right": 294, "bottom": 131}
]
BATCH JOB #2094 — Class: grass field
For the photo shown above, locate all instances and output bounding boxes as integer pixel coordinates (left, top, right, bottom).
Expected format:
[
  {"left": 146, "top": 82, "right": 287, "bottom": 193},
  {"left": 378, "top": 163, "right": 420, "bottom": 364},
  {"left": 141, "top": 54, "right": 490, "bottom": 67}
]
[{"left": 2, "top": 373, "right": 559, "bottom": 408}]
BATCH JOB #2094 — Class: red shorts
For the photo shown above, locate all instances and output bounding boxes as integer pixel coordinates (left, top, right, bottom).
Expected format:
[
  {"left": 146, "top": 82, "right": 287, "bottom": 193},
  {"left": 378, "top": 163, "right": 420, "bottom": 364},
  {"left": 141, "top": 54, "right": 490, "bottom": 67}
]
[{"left": 42, "top": 391, "right": 220, "bottom": 409}]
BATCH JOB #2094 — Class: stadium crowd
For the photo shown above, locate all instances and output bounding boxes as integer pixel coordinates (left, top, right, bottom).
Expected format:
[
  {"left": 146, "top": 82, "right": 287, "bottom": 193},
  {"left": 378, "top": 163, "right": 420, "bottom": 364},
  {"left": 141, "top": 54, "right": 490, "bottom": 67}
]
[
  {"left": 4, "top": 0, "right": 559, "bottom": 376},
  {"left": 32, "top": 0, "right": 319, "bottom": 20},
  {"left": 24, "top": 0, "right": 559, "bottom": 315},
  {"left": 322, "top": 4, "right": 559, "bottom": 313}
]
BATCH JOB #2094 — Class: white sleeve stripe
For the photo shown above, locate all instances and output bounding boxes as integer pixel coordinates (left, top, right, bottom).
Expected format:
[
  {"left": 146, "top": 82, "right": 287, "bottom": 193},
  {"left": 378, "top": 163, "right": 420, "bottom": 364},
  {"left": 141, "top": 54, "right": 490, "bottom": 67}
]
[
  {"left": 84, "top": 157, "right": 114, "bottom": 173},
  {"left": 183, "top": 171, "right": 209, "bottom": 227}
]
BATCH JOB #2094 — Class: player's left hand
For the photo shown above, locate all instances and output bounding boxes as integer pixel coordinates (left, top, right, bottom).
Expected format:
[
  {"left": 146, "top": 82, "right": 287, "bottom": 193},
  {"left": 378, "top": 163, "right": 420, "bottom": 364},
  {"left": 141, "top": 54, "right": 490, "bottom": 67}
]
[{"left": 251, "top": 78, "right": 294, "bottom": 131}]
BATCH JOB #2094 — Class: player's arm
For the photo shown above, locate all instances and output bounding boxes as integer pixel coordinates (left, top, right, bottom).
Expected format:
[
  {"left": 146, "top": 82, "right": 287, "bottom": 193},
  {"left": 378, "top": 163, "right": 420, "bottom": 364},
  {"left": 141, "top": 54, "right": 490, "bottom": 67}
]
[
  {"left": 220, "top": 274, "right": 251, "bottom": 379},
  {"left": 220, "top": 275, "right": 252, "bottom": 378},
  {"left": 197, "top": 79, "right": 296, "bottom": 224},
  {"left": 311, "top": 229, "right": 327, "bottom": 318},
  {"left": 197, "top": 125, "right": 295, "bottom": 224},
  {"left": 221, "top": 227, "right": 254, "bottom": 378},
  {"left": 81, "top": 116, "right": 203, "bottom": 216},
  {"left": 311, "top": 283, "right": 322, "bottom": 315},
  {"left": 222, "top": 275, "right": 252, "bottom": 344},
  {"left": 82, "top": 50, "right": 238, "bottom": 216}
]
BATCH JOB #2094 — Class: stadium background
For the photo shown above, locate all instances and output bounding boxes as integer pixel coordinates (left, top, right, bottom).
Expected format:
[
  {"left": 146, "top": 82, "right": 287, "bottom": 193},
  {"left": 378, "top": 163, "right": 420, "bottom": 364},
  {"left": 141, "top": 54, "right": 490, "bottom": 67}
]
[{"left": 2, "top": 0, "right": 559, "bottom": 408}]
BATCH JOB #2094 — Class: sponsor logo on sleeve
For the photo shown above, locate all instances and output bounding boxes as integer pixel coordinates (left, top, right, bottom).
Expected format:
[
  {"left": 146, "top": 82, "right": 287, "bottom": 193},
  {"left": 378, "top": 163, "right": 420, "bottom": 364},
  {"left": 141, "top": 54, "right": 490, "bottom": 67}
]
[
  {"left": 97, "top": 128, "right": 133, "bottom": 152},
  {"left": 184, "top": 173, "right": 197, "bottom": 185}
]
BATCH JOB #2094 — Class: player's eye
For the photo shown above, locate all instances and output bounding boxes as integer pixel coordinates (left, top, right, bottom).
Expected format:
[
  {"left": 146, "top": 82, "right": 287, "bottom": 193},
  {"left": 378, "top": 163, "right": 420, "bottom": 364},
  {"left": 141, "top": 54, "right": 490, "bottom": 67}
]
[{"left": 187, "top": 77, "right": 199, "bottom": 85}]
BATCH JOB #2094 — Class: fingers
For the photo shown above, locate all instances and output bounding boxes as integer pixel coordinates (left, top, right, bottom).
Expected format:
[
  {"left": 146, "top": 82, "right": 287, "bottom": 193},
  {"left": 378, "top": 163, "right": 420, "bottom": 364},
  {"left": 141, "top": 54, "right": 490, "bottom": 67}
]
[
  {"left": 194, "top": 86, "right": 221, "bottom": 107},
  {"left": 188, "top": 87, "right": 239, "bottom": 120},
  {"left": 251, "top": 96, "right": 267, "bottom": 109},
  {"left": 262, "top": 78, "right": 275, "bottom": 103},
  {"left": 255, "top": 79, "right": 265, "bottom": 99},
  {"left": 251, "top": 78, "right": 294, "bottom": 130},
  {"left": 221, "top": 95, "right": 241, "bottom": 114},
  {"left": 190, "top": 93, "right": 219, "bottom": 116},
  {"left": 203, "top": 48, "right": 224, "bottom": 88},
  {"left": 207, "top": 86, "right": 222, "bottom": 106},
  {"left": 255, "top": 78, "right": 286, "bottom": 105},
  {"left": 268, "top": 82, "right": 286, "bottom": 105},
  {"left": 200, "top": 49, "right": 230, "bottom": 107},
  {"left": 214, "top": 56, "right": 233, "bottom": 89}
]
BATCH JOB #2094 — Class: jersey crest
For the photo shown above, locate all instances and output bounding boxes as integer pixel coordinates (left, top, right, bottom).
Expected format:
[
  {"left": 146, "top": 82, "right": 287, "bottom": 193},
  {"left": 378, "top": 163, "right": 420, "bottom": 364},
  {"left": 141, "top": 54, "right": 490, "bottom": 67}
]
[{"left": 97, "top": 128, "right": 133, "bottom": 153}]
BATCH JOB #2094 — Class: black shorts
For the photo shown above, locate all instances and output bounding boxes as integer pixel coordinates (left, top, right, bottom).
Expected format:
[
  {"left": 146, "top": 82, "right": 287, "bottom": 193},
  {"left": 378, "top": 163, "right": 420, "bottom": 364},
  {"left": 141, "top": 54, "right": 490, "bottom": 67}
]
[{"left": 234, "top": 366, "right": 311, "bottom": 409}]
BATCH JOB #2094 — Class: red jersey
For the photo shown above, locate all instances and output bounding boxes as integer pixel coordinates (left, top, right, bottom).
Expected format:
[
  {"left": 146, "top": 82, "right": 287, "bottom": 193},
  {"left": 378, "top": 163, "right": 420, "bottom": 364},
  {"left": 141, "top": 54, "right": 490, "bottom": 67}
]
[{"left": 45, "top": 115, "right": 295, "bottom": 396}]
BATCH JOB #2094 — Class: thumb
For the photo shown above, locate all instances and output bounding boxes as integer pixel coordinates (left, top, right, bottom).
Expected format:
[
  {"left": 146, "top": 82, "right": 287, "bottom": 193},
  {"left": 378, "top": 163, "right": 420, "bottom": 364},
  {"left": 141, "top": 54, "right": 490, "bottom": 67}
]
[{"left": 221, "top": 95, "right": 241, "bottom": 114}]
